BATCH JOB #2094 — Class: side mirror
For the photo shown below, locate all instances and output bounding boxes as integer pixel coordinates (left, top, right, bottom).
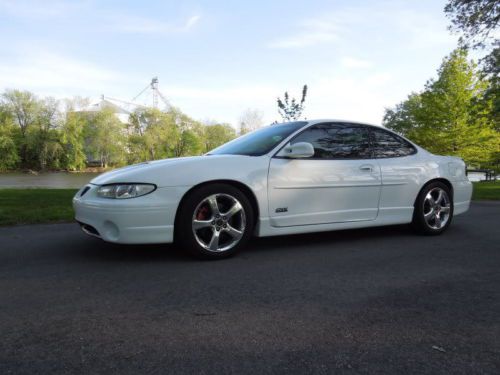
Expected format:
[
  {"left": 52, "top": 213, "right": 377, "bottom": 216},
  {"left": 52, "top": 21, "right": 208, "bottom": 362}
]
[{"left": 280, "top": 142, "right": 315, "bottom": 158}]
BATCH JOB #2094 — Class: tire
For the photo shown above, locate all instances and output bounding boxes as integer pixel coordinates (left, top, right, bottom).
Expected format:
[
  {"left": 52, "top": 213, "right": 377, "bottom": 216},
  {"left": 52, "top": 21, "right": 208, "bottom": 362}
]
[
  {"left": 412, "top": 181, "right": 453, "bottom": 235},
  {"left": 175, "top": 183, "right": 254, "bottom": 259}
]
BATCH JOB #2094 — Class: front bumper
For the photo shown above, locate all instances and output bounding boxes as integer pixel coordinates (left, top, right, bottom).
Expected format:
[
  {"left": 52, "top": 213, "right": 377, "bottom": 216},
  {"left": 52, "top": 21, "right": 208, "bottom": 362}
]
[{"left": 73, "top": 184, "right": 190, "bottom": 244}]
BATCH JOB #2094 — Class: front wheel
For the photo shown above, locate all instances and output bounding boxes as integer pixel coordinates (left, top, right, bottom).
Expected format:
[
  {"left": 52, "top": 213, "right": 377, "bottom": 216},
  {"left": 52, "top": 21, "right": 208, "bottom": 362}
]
[
  {"left": 412, "top": 181, "right": 453, "bottom": 235},
  {"left": 176, "top": 183, "right": 254, "bottom": 259}
]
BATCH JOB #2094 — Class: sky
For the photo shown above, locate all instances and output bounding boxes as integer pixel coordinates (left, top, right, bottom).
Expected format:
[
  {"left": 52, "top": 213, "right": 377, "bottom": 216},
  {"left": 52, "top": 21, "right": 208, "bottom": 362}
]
[{"left": 0, "top": 0, "right": 462, "bottom": 127}]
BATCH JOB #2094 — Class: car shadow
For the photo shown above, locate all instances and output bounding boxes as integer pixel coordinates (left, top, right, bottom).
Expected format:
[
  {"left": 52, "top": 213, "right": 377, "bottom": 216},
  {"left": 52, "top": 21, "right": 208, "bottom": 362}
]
[
  {"left": 74, "top": 223, "right": 415, "bottom": 263},
  {"left": 72, "top": 237, "right": 190, "bottom": 263},
  {"left": 248, "top": 224, "right": 414, "bottom": 252}
]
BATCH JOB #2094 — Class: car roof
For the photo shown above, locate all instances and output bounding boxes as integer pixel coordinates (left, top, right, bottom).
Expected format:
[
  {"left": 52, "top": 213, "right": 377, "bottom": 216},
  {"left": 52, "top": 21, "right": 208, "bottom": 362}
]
[
  {"left": 302, "top": 119, "right": 383, "bottom": 128},
  {"left": 271, "top": 119, "right": 384, "bottom": 129}
]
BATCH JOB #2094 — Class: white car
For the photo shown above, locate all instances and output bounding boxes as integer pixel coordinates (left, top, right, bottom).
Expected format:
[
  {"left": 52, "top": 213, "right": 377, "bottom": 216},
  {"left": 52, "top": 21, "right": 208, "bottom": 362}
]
[{"left": 73, "top": 120, "right": 472, "bottom": 259}]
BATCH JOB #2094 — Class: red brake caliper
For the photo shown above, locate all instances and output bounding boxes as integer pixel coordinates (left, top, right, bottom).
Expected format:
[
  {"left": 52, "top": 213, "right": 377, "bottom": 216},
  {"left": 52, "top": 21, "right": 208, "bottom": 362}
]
[{"left": 196, "top": 205, "right": 210, "bottom": 220}]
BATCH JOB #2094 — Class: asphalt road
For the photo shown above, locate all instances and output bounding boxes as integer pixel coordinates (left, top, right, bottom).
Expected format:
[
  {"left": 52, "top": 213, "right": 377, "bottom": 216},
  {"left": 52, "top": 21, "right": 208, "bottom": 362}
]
[{"left": 1, "top": 202, "right": 499, "bottom": 374}]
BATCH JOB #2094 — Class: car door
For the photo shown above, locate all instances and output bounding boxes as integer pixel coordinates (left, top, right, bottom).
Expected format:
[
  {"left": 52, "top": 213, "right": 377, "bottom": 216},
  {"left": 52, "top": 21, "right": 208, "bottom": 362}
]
[
  {"left": 268, "top": 123, "right": 382, "bottom": 227},
  {"left": 369, "top": 127, "right": 423, "bottom": 221}
]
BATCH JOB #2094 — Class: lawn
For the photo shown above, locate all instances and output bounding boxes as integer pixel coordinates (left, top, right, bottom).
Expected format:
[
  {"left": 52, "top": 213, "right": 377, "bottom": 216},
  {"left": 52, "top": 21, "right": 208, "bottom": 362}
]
[
  {"left": 0, "top": 189, "right": 78, "bottom": 226},
  {"left": 472, "top": 181, "right": 500, "bottom": 201},
  {"left": 0, "top": 182, "right": 498, "bottom": 226}
]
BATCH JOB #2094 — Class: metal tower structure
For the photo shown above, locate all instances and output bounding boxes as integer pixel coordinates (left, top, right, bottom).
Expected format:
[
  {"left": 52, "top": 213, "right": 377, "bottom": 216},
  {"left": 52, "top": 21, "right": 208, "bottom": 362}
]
[
  {"left": 96, "top": 77, "right": 171, "bottom": 116},
  {"left": 151, "top": 77, "right": 159, "bottom": 109},
  {"left": 131, "top": 77, "right": 170, "bottom": 110}
]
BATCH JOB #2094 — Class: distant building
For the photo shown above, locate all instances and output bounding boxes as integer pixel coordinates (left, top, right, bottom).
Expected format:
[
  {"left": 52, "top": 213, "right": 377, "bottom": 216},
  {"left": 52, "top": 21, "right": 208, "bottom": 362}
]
[{"left": 78, "top": 96, "right": 131, "bottom": 124}]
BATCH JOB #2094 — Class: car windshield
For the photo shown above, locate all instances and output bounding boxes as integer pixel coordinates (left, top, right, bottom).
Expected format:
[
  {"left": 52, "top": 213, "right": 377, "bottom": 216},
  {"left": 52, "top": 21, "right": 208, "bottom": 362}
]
[{"left": 208, "top": 121, "right": 308, "bottom": 156}]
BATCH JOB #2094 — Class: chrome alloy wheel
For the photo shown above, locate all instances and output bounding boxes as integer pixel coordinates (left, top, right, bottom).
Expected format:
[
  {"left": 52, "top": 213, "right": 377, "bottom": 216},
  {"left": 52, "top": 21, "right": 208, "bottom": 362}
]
[
  {"left": 423, "top": 187, "right": 451, "bottom": 230},
  {"left": 191, "top": 193, "right": 246, "bottom": 252}
]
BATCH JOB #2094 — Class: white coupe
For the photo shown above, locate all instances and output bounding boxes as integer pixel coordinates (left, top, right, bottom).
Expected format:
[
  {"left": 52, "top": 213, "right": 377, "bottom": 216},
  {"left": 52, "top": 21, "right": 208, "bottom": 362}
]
[{"left": 73, "top": 120, "right": 472, "bottom": 259}]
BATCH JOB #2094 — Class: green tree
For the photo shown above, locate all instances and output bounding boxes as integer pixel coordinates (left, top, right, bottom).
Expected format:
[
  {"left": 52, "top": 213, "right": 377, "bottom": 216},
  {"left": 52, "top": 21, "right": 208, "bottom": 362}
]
[
  {"left": 481, "top": 42, "right": 499, "bottom": 130},
  {"left": 61, "top": 111, "right": 87, "bottom": 171},
  {"left": 1, "top": 90, "right": 40, "bottom": 167},
  {"left": 0, "top": 106, "right": 19, "bottom": 171},
  {"left": 129, "top": 108, "right": 180, "bottom": 160},
  {"left": 127, "top": 133, "right": 148, "bottom": 164},
  {"left": 445, "top": 0, "right": 499, "bottom": 129},
  {"left": 170, "top": 109, "right": 203, "bottom": 157},
  {"left": 277, "top": 85, "right": 308, "bottom": 122},
  {"left": 1, "top": 91, "right": 67, "bottom": 170},
  {"left": 383, "top": 49, "right": 500, "bottom": 168},
  {"left": 0, "top": 89, "right": 239, "bottom": 169},
  {"left": 203, "top": 123, "right": 236, "bottom": 153},
  {"left": 85, "top": 108, "right": 126, "bottom": 168},
  {"left": 0, "top": 135, "right": 18, "bottom": 171},
  {"left": 30, "top": 97, "right": 64, "bottom": 170},
  {"left": 175, "top": 129, "right": 202, "bottom": 157},
  {"left": 128, "top": 107, "right": 208, "bottom": 161}
]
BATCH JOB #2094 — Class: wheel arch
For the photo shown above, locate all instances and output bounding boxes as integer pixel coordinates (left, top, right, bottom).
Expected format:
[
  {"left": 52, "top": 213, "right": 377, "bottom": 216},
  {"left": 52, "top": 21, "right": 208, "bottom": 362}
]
[
  {"left": 414, "top": 178, "right": 454, "bottom": 208},
  {"left": 173, "top": 179, "right": 260, "bottom": 239}
]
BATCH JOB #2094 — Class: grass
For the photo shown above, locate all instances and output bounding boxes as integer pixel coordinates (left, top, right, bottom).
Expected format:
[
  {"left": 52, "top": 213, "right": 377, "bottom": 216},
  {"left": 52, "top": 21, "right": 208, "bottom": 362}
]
[
  {"left": 0, "top": 189, "right": 78, "bottom": 226},
  {"left": 0, "top": 182, "right": 498, "bottom": 226},
  {"left": 472, "top": 181, "right": 500, "bottom": 201}
]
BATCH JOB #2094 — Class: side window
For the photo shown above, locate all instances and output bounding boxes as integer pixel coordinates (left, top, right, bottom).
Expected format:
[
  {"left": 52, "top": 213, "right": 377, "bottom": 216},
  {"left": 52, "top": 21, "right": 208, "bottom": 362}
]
[
  {"left": 371, "top": 128, "right": 416, "bottom": 158},
  {"left": 291, "top": 123, "right": 371, "bottom": 159}
]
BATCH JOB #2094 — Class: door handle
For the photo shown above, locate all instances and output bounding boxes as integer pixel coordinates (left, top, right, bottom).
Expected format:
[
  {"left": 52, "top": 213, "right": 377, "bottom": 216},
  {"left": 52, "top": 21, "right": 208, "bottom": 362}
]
[{"left": 359, "top": 164, "right": 374, "bottom": 172}]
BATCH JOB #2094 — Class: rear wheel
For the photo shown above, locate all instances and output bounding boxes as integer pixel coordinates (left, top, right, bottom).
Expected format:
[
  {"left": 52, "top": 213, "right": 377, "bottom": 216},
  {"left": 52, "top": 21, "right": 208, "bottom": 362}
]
[
  {"left": 176, "top": 183, "right": 254, "bottom": 259},
  {"left": 412, "top": 181, "right": 453, "bottom": 235}
]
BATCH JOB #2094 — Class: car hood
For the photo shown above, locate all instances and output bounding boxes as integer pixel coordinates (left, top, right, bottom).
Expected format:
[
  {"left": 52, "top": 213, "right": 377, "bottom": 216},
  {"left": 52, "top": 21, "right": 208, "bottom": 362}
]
[
  {"left": 90, "top": 156, "right": 197, "bottom": 185},
  {"left": 90, "top": 154, "right": 270, "bottom": 188}
]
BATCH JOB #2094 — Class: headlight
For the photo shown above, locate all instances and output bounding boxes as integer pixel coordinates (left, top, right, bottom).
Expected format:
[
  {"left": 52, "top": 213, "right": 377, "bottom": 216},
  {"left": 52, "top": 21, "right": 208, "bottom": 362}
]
[{"left": 97, "top": 184, "right": 156, "bottom": 199}]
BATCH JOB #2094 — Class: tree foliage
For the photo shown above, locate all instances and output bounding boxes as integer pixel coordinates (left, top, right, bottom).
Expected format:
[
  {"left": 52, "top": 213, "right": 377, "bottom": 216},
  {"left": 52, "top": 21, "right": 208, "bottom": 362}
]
[
  {"left": 203, "top": 123, "right": 236, "bottom": 153},
  {"left": 61, "top": 111, "right": 88, "bottom": 171},
  {"left": 0, "top": 113, "right": 19, "bottom": 171},
  {"left": 277, "top": 85, "right": 308, "bottom": 122},
  {"left": 0, "top": 135, "right": 18, "bottom": 171},
  {"left": 239, "top": 108, "right": 264, "bottom": 135},
  {"left": 383, "top": 49, "right": 500, "bottom": 170},
  {"left": 2, "top": 90, "right": 39, "bottom": 138},
  {"left": 127, "top": 107, "right": 236, "bottom": 159},
  {"left": 1, "top": 90, "right": 66, "bottom": 169},
  {"left": 0, "top": 89, "right": 244, "bottom": 172},
  {"left": 85, "top": 108, "right": 127, "bottom": 168},
  {"left": 31, "top": 97, "right": 64, "bottom": 170},
  {"left": 445, "top": 0, "right": 500, "bottom": 128},
  {"left": 481, "top": 41, "right": 500, "bottom": 130},
  {"left": 2, "top": 90, "right": 40, "bottom": 166},
  {"left": 445, "top": 0, "right": 499, "bottom": 48}
]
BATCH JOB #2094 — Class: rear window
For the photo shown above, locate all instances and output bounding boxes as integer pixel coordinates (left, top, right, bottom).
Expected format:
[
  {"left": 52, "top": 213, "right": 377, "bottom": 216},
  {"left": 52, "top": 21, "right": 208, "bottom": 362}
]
[{"left": 370, "top": 128, "right": 416, "bottom": 158}]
